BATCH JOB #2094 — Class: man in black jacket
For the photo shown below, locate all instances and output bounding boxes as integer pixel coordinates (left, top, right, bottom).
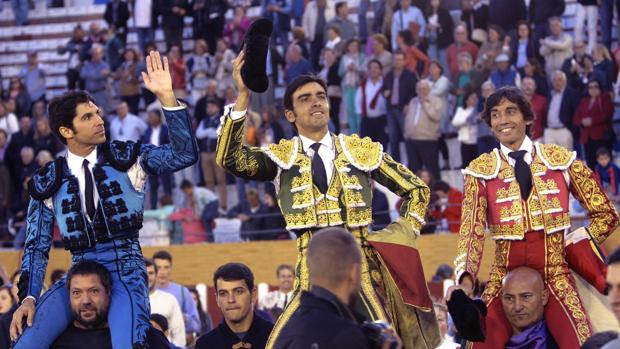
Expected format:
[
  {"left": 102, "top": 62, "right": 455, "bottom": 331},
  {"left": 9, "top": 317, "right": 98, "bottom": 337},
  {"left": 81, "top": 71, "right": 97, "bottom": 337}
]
[
  {"left": 273, "top": 227, "right": 401, "bottom": 349},
  {"left": 103, "top": 0, "right": 130, "bottom": 45},
  {"left": 159, "top": 0, "right": 189, "bottom": 50},
  {"left": 382, "top": 51, "right": 417, "bottom": 163}
]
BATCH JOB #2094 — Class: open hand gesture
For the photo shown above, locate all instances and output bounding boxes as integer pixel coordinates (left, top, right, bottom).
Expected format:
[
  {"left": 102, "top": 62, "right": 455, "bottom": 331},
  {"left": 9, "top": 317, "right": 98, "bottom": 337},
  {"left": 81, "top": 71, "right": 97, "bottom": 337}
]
[{"left": 142, "top": 51, "right": 176, "bottom": 107}]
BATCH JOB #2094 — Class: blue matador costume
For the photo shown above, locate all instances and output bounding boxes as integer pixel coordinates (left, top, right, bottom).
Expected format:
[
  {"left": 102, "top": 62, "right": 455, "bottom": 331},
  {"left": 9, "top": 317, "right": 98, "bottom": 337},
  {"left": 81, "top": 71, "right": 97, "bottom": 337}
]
[
  {"left": 216, "top": 105, "right": 441, "bottom": 349},
  {"left": 14, "top": 106, "right": 198, "bottom": 349}
]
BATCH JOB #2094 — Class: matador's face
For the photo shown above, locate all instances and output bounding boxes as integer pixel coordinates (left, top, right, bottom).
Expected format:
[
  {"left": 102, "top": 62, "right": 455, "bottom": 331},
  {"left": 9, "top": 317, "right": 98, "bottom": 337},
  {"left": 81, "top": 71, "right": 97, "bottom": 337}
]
[{"left": 285, "top": 82, "right": 330, "bottom": 137}]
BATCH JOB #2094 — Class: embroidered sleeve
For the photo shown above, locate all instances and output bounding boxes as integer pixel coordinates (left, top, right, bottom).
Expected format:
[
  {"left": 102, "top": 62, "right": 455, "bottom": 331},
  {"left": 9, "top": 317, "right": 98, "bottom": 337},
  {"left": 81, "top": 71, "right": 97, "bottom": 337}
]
[
  {"left": 455, "top": 175, "right": 488, "bottom": 282},
  {"left": 568, "top": 159, "right": 619, "bottom": 244},
  {"left": 371, "top": 153, "right": 429, "bottom": 234},
  {"left": 216, "top": 108, "right": 278, "bottom": 181},
  {"left": 20, "top": 199, "right": 55, "bottom": 301}
]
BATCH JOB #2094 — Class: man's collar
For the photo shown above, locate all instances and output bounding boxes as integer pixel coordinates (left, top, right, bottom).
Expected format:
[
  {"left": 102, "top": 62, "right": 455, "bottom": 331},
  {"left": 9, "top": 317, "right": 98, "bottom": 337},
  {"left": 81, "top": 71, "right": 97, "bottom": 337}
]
[
  {"left": 66, "top": 147, "right": 98, "bottom": 170},
  {"left": 500, "top": 136, "right": 532, "bottom": 159},
  {"left": 299, "top": 131, "right": 333, "bottom": 153}
]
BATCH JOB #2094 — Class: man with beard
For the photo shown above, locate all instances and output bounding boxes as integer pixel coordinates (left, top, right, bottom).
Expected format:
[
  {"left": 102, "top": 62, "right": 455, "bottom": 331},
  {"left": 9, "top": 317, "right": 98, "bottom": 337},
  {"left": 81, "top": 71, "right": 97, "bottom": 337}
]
[
  {"left": 50, "top": 261, "right": 170, "bottom": 349},
  {"left": 194, "top": 263, "right": 273, "bottom": 349},
  {"left": 602, "top": 247, "right": 620, "bottom": 349}
]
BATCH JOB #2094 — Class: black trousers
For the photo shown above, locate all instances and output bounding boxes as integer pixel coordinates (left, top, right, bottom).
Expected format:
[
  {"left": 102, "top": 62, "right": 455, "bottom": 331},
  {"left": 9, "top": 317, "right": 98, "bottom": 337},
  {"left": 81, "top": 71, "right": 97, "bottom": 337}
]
[
  {"left": 406, "top": 139, "right": 440, "bottom": 180},
  {"left": 360, "top": 115, "right": 387, "bottom": 149}
]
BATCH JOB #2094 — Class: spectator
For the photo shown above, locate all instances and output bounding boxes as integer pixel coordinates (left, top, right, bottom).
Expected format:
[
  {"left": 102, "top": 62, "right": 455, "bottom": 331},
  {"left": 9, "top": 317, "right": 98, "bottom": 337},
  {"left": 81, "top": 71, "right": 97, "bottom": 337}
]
[
  {"left": 259, "top": 265, "right": 294, "bottom": 314},
  {"left": 260, "top": 191, "right": 288, "bottom": 240},
  {"left": 30, "top": 100, "right": 46, "bottom": 120},
  {"left": 109, "top": 101, "right": 147, "bottom": 142},
  {"left": 50, "top": 269, "right": 65, "bottom": 285},
  {"left": 520, "top": 58, "right": 549, "bottom": 98},
  {"left": 404, "top": 80, "right": 445, "bottom": 179},
  {"left": 178, "top": 179, "right": 219, "bottom": 221},
  {"left": 544, "top": 70, "right": 579, "bottom": 150},
  {"left": 11, "top": 0, "right": 28, "bottom": 26},
  {"left": 489, "top": 53, "right": 520, "bottom": 89},
  {"left": 366, "top": 34, "right": 393, "bottom": 74},
  {"left": 257, "top": 106, "right": 286, "bottom": 146},
  {"left": 434, "top": 303, "right": 459, "bottom": 348},
  {"left": 81, "top": 45, "right": 112, "bottom": 114},
  {"left": 195, "top": 263, "right": 274, "bottom": 349},
  {"left": 574, "top": 0, "right": 598, "bottom": 54},
  {"left": 501, "top": 267, "right": 558, "bottom": 349},
  {"left": 451, "top": 90, "right": 479, "bottom": 168},
  {"left": 223, "top": 5, "right": 252, "bottom": 52},
  {"left": 104, "top": 0, "right": 130, "bottom": 45},
  {"left": 318, "top": 48, "right": 343, "bottom": 134},
  {"left": 133, "top": 0, "right": 157, "bottom": 53},
  {"left": 415, "top": 168, "right": 438, "bottom": 234},
  {"left": 522, "top": 76, "right": 548, "bottom": 142},
  {"left": 287, "top": 27, "right": 311, "bottom": 61},
  {"left": 595, "top": 147, "right": 620, "bottom": 200},
  {"left": 355, "top": 59, "right": 388, "bottom": 148},
  {"left": 425, "top": 0, "right": 453, "bottom": 70},
  {"left": 49, "top": 261, "right": 172, "bottom": 349},
  {"left": 339, "top": 39, "right": 365, "bottom": 135},
  {"left": 603, "top": 248, "right": 620, "bottom": 348},
  {"left": 145, "top": 259, "right": 186, "bottom": 347},
  {"left": 186, "top": 39, "right": 214, "bottom": 105},
  {"left": 431, "top": 180, "right": 463, "bottom": 233},
  {"left": 0, "top": 129, "right": 11, "bottom": 231},
  {"left": 57, "top": 25, "right": 89, "bottom": 91},
  {"left": 511, "top": 21, "right": 538, "bottom": 71},
  {"left": 196, "top": 97, "right": 227, "bottom": 211},
  {"left": 427, "top": 60, "right": 452, "bottom": 170},
  {"left": 285, "top": 45, "right": 314, "bottom": 85},
  {"left": 6, "top": 78, "right": 32, "bottom": 119},
  {"left": 593, "top": 45, "right": 615, "bottom": 92},
  {"left": 274, "top": 227, "right": 398, "bottom": 349},
  {"left": 18, "top": 52, "right": 46, "bottom": 104},
  {"left": 396, "top": 30, "right": 430, "bottom": 78},
  {"left": 460, "top": 0, "right": 489, "bottom": 46},
  {"left": 227, "top": 188, "right": 266, "bottom": 241},
  {"left": 160, "top": 0, "right": 188, "bottom": 50},
  {"left": 194, "top": 80, "right": 224, "bottom": 124},
  {"left": 324, "top": 26, "right": 344, "bottom": 53},
  {"left": 446, "top": 24, "right": 479, "bottom": 80},
  {"left": 262, "top": 0, "right": 292, "bottom": 49},
  {"left": 33, "top": 116, "right": 62, "bottom": 156},
  {"left": 476, "top": 25, "right": 509, "bottom": 74},
  {"left": 211, "top": 38, "right": 236, "bottom": 95},
  {"left": 143, "top": 110, "right": 174, "bottom": 209},
  {"left": 0, "top": 286, "right": 15, "bottom": 317},
  {"left": 391, "top": 0, "right": 427, "bottom": 49},
  {"left": 152, "top": 251, "right": 202, "bottom": 336},
  {"left": 193, "top": 0, "right": 227, "bottom": 55},
  {"left": 383, "top": 51, "right": 418, "bottom": 162},
  {"left": 100, "top": 28, "right": 125, "bottom": 74},
  {"left": 539, "top": 17, "right": 573, "bottom": 75},
  {"left": 488, "top": 0, "right": 526, "bottom": 36},
  {"left": 327, "top": 1, "right": 356, "bottom": 43},
  {"left": 582, "top": 332, "right": 619, "bottom": 349},
  {"left": 573, "top": 79, "right": 614, "bottom": 170},
  {"left": 6, "top": 116, "right": 34, "bottom": 202},
  {"left": 561, "top": 40, "right": 588, "bottom": 82},
  {"left": 451, "top": 52, "right": 483, "bottom": 108},
  {"left": 600, "top": 0, "right": 620, "bottom": 50},
  {"left": 115, "top": 48, "right": 142, "bottom": 115},
  {"left": 168, "top": 45, "right": 187, "bottom": 100},
  {"left": 0, "top": 102, "right": 19, "bottom": 137},
  {"left": 188, "top": 287, "right": 213, "bottom": 336},
  {"left": 175, "top": 179, "right": 218, "bottom": 242},
  {"left": 302, "top": 0, "right": 335, "bottom": 69},
  {"left": 529, "top": 0, "right": 564, "bottom": 44}
]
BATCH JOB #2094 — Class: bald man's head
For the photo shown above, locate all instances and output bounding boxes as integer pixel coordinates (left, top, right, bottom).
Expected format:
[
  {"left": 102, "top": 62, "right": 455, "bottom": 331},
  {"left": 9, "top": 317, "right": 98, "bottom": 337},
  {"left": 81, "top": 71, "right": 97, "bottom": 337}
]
[
  {"left": 307, "top": 227, "right": 361, "bottom": 305},
  {"left": 501, "top": 267, "right": 548, "bottom": 334}
]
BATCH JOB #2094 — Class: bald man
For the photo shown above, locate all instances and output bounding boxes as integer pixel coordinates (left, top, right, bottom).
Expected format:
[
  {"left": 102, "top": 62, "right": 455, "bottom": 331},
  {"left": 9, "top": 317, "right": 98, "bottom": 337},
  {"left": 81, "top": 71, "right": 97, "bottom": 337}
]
[
  {"left": 273, "top": 227, "right": 400, "bottom": 349},
  {"left": 501, "top": 267, "right": 558, "bottom": 349}
]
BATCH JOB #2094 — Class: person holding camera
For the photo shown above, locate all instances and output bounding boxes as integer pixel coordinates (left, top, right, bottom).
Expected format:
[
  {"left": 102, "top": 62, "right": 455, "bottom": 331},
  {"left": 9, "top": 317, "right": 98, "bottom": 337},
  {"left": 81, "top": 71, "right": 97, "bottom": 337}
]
[{"left": 273, "top": 227, "right": 401, "bottom": 349}]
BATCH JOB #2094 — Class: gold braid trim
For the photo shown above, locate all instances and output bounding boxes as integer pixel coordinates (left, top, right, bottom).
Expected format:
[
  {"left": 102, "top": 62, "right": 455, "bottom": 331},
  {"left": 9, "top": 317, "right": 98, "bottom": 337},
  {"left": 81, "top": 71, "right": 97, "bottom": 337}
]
[
  {"left": 535, "top": 143, "right": 576, "bottom": 170},
  {"left": 461, "top": 148, "right": 501, "bottom": 180},
  {"left": 455, "top": 175, "right": 488, "bottom": 280},
  {"left": 262, "top": 137, "right": 299, "bottom": 170},
  {"left": 338, "top": 134, "right": 383, "bottom": 171}
]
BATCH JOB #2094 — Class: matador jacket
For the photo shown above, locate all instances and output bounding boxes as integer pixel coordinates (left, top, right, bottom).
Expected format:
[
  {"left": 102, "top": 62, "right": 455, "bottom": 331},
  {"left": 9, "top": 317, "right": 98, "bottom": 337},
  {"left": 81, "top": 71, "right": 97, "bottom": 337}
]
[{"left": 20, "top": 107, "right": 198, "bottom": 302}]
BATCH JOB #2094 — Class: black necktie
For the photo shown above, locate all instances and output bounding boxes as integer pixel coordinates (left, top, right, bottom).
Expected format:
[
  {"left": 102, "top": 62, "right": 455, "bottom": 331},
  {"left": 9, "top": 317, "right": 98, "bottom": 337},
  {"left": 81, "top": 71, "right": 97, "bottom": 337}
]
[
  {"left": 283, "top": 293, "right": 288, "bottom": 308},
  {"left": 83, "top": 159, "right": 96, "bottom": 220},
  {"left": 509, "top": 150, "right": 532, "bottom": 201},
  {"left": 310, "top": 143, "right": 328, "bottom": 193}
]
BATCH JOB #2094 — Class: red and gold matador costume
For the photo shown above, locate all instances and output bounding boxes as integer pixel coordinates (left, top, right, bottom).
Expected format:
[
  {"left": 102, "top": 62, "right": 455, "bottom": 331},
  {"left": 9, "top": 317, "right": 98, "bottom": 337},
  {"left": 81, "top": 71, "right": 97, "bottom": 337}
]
[
  {"left": 456, "top": 139, "right": 618, "bottom": 348},
  {"left": 216, "top": 105, "right": 441, "bottom": 349}
]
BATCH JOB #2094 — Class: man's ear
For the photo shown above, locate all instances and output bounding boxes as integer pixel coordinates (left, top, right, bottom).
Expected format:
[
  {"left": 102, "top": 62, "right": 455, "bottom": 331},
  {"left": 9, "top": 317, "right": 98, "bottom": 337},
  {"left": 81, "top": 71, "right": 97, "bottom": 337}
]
[
  {"left": 251, "top": 286, "right": 258, "bottom": 306},
  {"left": 284, "top": 109, "right": 296, "bottom": 123},
  {"left": 541, "top": 288, "right": 549, "bottom": 306},
  {"left": 59, "top": 126, "right": 74, "bottom": 141}
]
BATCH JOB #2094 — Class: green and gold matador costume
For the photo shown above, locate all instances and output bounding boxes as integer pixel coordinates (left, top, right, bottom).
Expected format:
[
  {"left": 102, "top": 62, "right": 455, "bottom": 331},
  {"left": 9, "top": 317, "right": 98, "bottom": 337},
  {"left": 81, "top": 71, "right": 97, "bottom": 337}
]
[{"left": 216, "top": 106, "right": 441, "bottom": 349}]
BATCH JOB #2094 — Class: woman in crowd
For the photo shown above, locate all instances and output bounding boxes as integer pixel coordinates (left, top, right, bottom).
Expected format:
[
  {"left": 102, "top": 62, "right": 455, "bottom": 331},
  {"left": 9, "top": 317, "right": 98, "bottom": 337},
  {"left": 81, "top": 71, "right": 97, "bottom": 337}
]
[
  {"left": 425, "top": 0, "right": 453, "bottom": 70},
  {"left": 519, "top": 58, "right": 548, "bottom": 97},
  {"left": 211, "top": 38, "right": 236, "bottom": 96},
  {"left": 188, "top": 288, "right": 213, "bottom": 337},
  {"left": 593, "top": 44, "right": 615, "bottom": 91},
  {"left": 33, "top": 117, "right": 62, "bottom": 156},
  {"left": 223, "top": 5, "right": 251, "bottom": 52},
  {"left": 5, "top": 78, "right": 31, "bottom": 118},
  {"left": 510, "top": 20, "right": 537, "bottom": 71},
  {"left": 451, "top": 90, "right": 479, "bottom": 168},
  {"left": 186, "top": 39, "right": 213, "bottom": 106},
  {"left": 319, "top": 48, "right": 343, "bottom": 134},
  {"left": 339, "top": 38, "right": 365, "bottom": 134},
  {"left": 0, "top": 285, "right": 15, "bottom": 317},
  {"left": 476, "top": 25, "right": 509, "bottom": 73},
  {"left": 396, "top": 30, "right": 430, "bottom": 78},
  {"left": 168, "top": 44, "right": 187, "bottom": 100},
  {"left": 115, "top": 47, "right": 142, "bottom": 115},
  {"left": 427, "top": 60, "right": 452, "bottom": 171},
  {"left": 0, "top": 101, "right": 19, "bottom": 137}
]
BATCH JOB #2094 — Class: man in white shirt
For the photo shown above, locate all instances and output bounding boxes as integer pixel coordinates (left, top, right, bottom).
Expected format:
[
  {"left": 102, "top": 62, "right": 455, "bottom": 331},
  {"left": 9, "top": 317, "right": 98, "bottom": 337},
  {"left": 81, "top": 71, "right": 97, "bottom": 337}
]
[
  {"left": 259, "top": 264, "right": 294, "bottom": 312},
  {"left": 355, "top": 59, "right": 387, "bottom": 148},
  {"left": 146, "top": 259, "right": 186, "bottom": 347},
  {"left": 391, "top": 0, "right": 427, "bottom": 49},
  {"left": 109, "top": 101, "right": 148, "bottom": 142}
]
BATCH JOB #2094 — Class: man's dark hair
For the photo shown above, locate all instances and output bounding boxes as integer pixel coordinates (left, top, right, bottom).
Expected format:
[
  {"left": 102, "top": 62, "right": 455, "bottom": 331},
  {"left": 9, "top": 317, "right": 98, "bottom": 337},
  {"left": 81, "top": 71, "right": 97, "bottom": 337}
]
[
  {"left": 283, "top": 75, "right": 328, "bottom": 112},
  {"left": 433, "top": 181, "right": 451, "bottom": 193},
  {"left": 608, "top": 246, "right": 620, "bottom": 265},
  {"left": 145, "top": 258, "right": 153, "bottom": 268},
  {"left": 66, "top": 260, "right": 112, "bottom": 294},
  {"left": 429, "top": 60, "right": 444, "bottom": 74},
  {"left": 153, "top": 250, "right": 173, "bottom": 263},
  {"left": 581, "top": 331, "right": 618, "bottom": 349},
  {"left": 48, "top": 91, "right": 97, "bottom": 145},
  {"left": 367, "top": 58, "right": 383, "bottom": 71},
  {"left": 480, "top": 87, "right": 535, "bottom": 128},
  {"left": 150, "top": 313, "right": 169, "bottom": 333},
  {"left": 398, "top": 30, "right": 414, "bottom": 46},
  {"left": 596, "top": 147, "right": 611, "bottom": 158},
  {"left": 276, "top": 264, "right": 294, "bottom": 277},
  {"left": 50, "top": 269, "right": 66, "bottom": 285},
  {"left": 180, "top": 179, "right": 194, "bottom": 190},
  {"left": 335, "top": 1, "right": 347, "bottom": 13},
  {"left": 213, "top": 263, "right": 255, "bottom": 291}
]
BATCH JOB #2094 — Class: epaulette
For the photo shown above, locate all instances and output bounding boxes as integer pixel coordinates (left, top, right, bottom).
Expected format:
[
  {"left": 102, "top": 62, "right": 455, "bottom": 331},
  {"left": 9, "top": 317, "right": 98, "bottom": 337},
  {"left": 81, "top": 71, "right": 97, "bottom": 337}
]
[
  {"left": 338, "top": 134, "right": 383, "bottom": 172},
  {"left": 535, "top": 143, "right": 576, "bottom": 170},
  {"left": 102, "top": 140, "right": 142, "bottom": 172},
  {"left": 28, "top": 157, "right": 64, "bottom": 200},
  {"left": 262, "top": 137, "right": 299, "bottom": 170},
  {"left": 462, "top": 148, "right": 501, "bottom": 180}
]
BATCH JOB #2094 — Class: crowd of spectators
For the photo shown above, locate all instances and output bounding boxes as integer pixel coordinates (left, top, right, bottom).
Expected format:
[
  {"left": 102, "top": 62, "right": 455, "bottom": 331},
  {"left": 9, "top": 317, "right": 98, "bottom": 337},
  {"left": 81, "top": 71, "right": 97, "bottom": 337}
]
[{"left": 3, "top": 0, "right": 620, "bottom": 243}]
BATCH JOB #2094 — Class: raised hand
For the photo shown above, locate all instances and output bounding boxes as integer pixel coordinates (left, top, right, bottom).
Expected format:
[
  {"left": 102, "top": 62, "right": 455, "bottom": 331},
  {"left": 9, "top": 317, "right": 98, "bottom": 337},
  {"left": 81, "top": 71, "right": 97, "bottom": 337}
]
[
  {"left": 232, "top": 50, "right": 250, "bottom": 112},
  {"left": 141, "top": 50, "right": 177, "bottom": 108}
]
